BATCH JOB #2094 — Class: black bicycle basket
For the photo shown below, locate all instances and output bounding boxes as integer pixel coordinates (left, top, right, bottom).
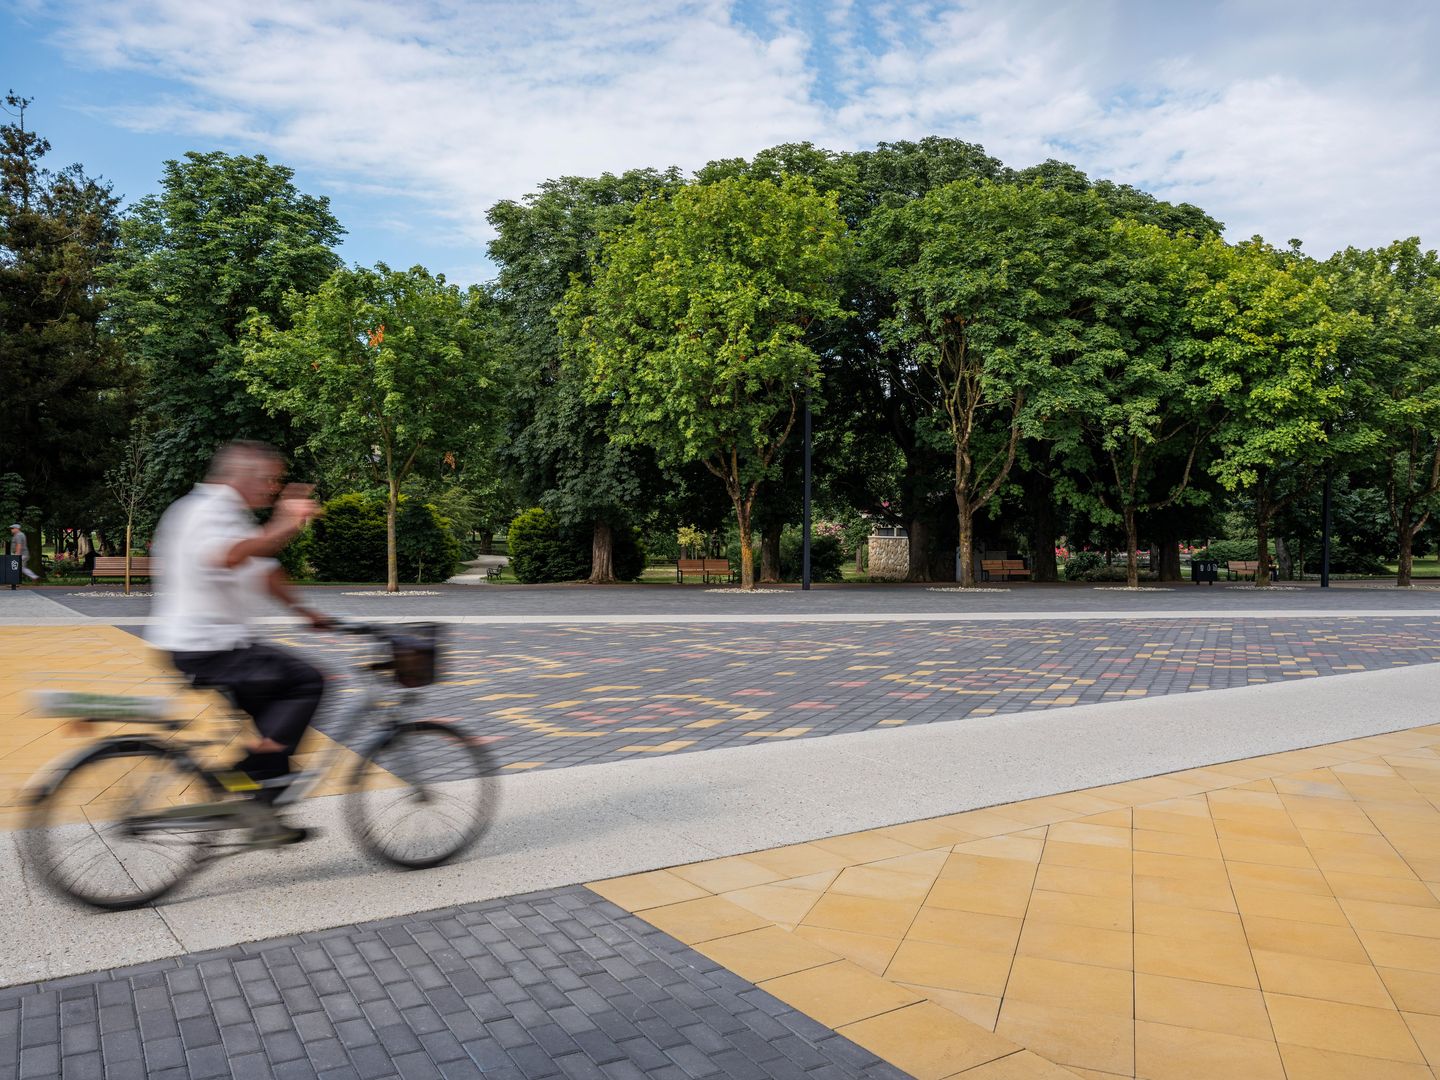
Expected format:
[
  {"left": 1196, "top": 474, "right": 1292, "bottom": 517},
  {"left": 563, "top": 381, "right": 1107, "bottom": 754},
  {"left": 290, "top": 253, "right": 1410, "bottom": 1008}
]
[{"left": 390, "top": 623, "right": 442, "bottom": 687}]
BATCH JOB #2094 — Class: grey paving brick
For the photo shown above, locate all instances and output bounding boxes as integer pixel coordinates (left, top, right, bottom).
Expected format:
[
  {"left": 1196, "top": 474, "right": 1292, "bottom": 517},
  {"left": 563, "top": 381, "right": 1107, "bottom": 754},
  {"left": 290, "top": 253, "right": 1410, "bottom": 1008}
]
[
  {"left": 59, "top": 1050, "right": 104, "bottom": 1080},
  {"left": 17, "top": 885, "right": 906, "bottom": 1080},
  {"left": 187, "top": 1041, "right": 234, "bottom": 1079},
  {"left": 231, "top": 1052, "right": 277, "bottom": 1080}
]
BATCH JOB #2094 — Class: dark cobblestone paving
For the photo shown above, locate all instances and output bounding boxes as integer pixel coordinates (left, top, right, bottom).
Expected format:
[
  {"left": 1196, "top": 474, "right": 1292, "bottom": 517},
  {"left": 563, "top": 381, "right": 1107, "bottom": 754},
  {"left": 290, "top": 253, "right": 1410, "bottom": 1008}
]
[
  {"left": 301, "top": 617, "right": 1440, "bottom": 775},
  {"left": 0, "top": 886, "right": 908, "bottom": 1080}
]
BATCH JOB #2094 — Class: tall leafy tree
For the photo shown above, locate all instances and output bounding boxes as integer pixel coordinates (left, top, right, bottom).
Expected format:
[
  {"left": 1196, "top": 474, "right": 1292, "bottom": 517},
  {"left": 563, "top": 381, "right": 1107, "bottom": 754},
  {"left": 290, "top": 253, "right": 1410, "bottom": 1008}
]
[
  {"left": 1192, "top": 241, "right": 1351, "bottom": 584},
  {"left": 487, "top": 168, "right": 685, "bottom": 581},
  {"left": 1, "top": 92, "right": 131, "bottom": 543},
  {"left": 107, "top": 151, "right": 343, "bottom": 501},
  {"left": 1058, "top": 222, "right": 1220, "bottom": 587},
  {"left": 242, "top": 264, "right": 504, "bottom": 591},
  {"left": 1326, "top": 239, "right": 1440, "bottom": 586},
  {"left": 870, "top": 179, "right": 1115, "bottom": 585},
  {"left": 560, "top": 175, "right": 849, "bottom": 588}
]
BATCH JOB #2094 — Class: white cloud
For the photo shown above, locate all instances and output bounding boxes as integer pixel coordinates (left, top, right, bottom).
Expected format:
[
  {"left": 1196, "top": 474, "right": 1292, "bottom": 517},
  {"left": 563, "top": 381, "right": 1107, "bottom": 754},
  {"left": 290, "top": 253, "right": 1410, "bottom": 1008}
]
[{"left": 28, "top": 0, "right": 1440, "bottom": 277}]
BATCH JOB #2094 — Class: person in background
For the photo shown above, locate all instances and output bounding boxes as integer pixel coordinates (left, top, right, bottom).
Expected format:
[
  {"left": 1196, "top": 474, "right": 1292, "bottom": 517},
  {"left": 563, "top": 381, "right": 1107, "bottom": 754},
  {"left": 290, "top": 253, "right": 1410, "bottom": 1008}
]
[{"left": 9, "top": 524, "right": 39, "bottom": 581}]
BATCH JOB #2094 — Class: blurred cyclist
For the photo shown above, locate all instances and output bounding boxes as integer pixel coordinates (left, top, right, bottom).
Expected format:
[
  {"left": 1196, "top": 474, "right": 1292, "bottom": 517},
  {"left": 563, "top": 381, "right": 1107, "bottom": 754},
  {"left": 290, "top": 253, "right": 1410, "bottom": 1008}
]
[{"left": 150, "top": 440, "right": 329, "bottom": 843}]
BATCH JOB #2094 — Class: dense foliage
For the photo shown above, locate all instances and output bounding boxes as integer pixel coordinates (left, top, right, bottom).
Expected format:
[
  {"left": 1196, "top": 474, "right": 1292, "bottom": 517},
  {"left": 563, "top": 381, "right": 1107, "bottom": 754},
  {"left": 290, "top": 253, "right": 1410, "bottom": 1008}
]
[{"left": 8, "top": 89, "right": 1439, "bottom": 589}]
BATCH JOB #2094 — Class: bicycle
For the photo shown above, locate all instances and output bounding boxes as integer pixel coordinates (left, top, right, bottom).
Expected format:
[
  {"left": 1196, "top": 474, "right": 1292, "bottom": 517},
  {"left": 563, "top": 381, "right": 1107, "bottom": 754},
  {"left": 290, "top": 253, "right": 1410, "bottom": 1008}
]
[{"left": 23, "top": 621, "right": 500, "bottom": 910}]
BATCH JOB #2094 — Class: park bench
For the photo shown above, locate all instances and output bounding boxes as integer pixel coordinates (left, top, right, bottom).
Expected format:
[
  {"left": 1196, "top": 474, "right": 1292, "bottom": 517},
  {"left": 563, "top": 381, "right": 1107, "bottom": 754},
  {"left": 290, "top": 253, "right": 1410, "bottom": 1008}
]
[
  {"left": 1225, "top": 559, "right": 1276, "bottom": 580},
  {"left": 676, "top": 558, "right": 739, "bottom": 584},
  {"left": 91, "top": 556, "right": 155, "bottom": 584},
  {"left": 981, "top": 558, "right": 1031, "bottom": 582},
  {"left": 485, "top": 565, "right": 502, "bottom": 582}
]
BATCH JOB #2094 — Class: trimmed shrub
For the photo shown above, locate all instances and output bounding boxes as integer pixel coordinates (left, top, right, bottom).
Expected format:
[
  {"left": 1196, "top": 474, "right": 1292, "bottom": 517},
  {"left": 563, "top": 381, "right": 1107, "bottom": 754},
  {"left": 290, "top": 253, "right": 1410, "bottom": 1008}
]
[
  {"left": 1191, "top": 539, "right": 1268, "bottom": 564},
  {"left": 779, "top": 526, "right": 845, "bottom": 582},
  {"left": 277, "top": 528, "right": 313, "bottom": 579},
  {"left": 311, "top": 493, "right": 461, "bottom": 583},
  {"left": 397, "top": 500, "right": 462, "bottom": 582},
  {"left": 507, "top": 508, "right": 589, "bottom": 583},
  {"left": 1062, "top": 551, "right": 1105, "bottom": 581},
  {"left": 310, "top": 494, "right": 386, "bottom": 582},
  {"left": 611, "top": 526, "right": 647, "bottom": 582}
]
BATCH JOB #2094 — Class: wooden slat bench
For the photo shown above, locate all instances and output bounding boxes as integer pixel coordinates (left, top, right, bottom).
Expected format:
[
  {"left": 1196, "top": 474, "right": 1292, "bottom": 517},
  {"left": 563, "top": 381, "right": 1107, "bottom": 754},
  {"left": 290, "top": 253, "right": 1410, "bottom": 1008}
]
[
  {"left": 981, "top": 559, "right": 1031, "bottom": 581},
  {"left": 1226, "top": 559, "right": 1278, "bottom": 581},
  {"left": 676, "top": 558, "right": 739, "bottom": 583},
  {"left": 703, "top": 558, "right": 737, "bottom": 584},
  {"left": 91, "top": 556, "right": 155, "bottom": 584}
]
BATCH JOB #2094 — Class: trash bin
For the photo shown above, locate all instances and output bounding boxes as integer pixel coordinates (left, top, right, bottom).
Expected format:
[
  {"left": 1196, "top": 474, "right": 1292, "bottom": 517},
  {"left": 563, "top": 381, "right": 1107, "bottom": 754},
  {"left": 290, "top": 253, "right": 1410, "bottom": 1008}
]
[
  {"left": 1191, "top": 559, "right": 1219, "bottom": 585},
  {"left": 2, "top": 554, "right": 21, "bottom": 589}
]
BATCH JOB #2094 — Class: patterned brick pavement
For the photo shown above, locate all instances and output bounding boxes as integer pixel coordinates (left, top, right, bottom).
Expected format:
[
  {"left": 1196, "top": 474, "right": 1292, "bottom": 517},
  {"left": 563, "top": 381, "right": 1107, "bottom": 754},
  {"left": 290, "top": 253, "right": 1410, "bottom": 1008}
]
[
  {"left": 0, "top": 886, "right": 908, "bottom": 1080},
  {"left": 317, "top": 618, "right": 1440, "bottom": 774}
]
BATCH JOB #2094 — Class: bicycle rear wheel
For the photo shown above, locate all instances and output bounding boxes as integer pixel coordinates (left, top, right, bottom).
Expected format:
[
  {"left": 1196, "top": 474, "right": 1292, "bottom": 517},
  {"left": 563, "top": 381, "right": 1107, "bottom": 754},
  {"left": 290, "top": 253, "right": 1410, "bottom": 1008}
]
[
  {"left": 350, "top": 721, "right": 499, "bottom": 869},
  {"left": 26, "top": 740, "right": 221, "bottom": 910}
]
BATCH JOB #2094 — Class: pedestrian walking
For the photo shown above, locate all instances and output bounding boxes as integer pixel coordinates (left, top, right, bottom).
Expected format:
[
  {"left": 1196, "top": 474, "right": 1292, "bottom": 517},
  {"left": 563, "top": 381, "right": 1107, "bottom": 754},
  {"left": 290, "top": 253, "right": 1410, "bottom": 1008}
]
[{"left": 9, "top": 524, "right": 39, "bottom": 581}]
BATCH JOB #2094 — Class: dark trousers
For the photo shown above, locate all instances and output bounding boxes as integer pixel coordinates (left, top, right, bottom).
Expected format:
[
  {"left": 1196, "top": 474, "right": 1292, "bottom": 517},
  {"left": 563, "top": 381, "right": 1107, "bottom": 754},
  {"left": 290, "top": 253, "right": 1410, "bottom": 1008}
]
[{"left": 171, "top": 644, "right": 325, "bottom": 790}]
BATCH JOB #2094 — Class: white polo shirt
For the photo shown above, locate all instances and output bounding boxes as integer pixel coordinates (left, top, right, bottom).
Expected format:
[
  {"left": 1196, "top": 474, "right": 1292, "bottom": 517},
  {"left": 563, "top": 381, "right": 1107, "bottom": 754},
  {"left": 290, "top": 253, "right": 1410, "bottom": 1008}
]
[{"left": 149, "top": 483, "right": 275, "bottom": 653}]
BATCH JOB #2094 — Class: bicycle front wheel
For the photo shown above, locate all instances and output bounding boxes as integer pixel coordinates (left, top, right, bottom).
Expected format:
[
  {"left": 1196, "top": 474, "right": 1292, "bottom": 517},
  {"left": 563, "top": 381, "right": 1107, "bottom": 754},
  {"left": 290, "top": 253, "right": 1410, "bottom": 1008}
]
[
  {"left": 27, "top": 740, "right": 220, "bottom": 910},
  {"left": 350, "top": 721, "right": 499, "bottom": 869}
]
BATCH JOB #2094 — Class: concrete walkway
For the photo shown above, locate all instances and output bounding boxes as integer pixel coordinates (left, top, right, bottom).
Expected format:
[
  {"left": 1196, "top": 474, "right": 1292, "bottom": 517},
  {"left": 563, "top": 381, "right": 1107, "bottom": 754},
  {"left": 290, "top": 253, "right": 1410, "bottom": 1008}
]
[{"left": 445, "top": 554, "right": 509, "bottom": 586}]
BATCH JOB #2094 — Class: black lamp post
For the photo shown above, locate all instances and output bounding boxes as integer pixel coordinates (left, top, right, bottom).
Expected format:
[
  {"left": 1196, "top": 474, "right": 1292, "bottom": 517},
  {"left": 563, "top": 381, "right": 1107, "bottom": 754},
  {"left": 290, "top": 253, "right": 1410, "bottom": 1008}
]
[
  {"left": 802, "top": 387, "right": 812, "bottom": 591},
  {"left": 1321, "top": 418, "right": 1332, "bottom": 588}
]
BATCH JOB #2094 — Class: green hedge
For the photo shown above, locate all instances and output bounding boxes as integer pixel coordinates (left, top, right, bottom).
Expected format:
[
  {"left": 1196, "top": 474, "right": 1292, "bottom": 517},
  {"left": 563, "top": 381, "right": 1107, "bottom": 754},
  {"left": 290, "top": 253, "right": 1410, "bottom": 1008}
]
[
  {"left": 779, "top": 526, "right": 845, "bottom": 582},
  {"left": 309, "top": 494, "right": 461, "bottom": 583},
  {"left": 1191, "top": 539, "right": 1268, "bottom": 564},
  {"left": 507, "top": 508, "right": 588, "bottom": 583},
  {"left": 507, "top": 508, "right": 645, "bottom": 583}
]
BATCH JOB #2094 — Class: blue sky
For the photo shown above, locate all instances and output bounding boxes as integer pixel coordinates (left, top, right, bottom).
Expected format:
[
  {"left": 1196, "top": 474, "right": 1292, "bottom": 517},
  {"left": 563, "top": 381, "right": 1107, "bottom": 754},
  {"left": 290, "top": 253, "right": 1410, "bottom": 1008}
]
[{"left": 4, "top": 0, "right": 1436, "bottom": 287}]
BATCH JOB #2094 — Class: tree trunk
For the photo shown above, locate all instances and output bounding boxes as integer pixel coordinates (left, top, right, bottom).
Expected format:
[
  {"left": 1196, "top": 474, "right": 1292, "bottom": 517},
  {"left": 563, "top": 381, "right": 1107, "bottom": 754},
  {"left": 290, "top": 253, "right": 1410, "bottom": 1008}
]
[
  {"left": 1157, "top": 540, "right": 1182, "bottom": 582},
  {"left": 734, "top": 501, "right": 755, "bottom": 589},
  {"left": 386, "top": 478, "right": 399, "bottom": 593},
  {"left": 759, "top": 523, "right": 781, "bottom": 584},
  {"left": 1124, "top": 509, "right": 1139, "bottom": 588},
  {"left": 124, "top": 521, "right": 133, "bottom": 596},
  {"left": 589, "top": 519, "right": 615, "bottom": 584},
  {"left": 1275, "top": 536, "right": 1293, "bottom": 581},
  {"left": 1397, "top": 511, "right": 1414, "bottom": 587},
  {"left": 957, "top": 492, "right": 976, "bottom": 586},
  {"left": 855, "top": 542, "right": 866, "bottom": 577},
  {"left": 1024, "top": 467, "right": 1059, "bottom": 581},
  {"left": 1255, "top": 509, "right": 1270, "bottom": 587},
  {"left": 906, "top": 517, "right": 932, "bottom": 582}
]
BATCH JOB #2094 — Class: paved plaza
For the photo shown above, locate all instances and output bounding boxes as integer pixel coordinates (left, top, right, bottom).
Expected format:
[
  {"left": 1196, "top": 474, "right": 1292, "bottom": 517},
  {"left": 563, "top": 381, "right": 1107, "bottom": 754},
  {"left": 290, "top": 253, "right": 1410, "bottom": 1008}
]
[{"left": 3, "top": 583, "right": 1440, "bottom": 1078}]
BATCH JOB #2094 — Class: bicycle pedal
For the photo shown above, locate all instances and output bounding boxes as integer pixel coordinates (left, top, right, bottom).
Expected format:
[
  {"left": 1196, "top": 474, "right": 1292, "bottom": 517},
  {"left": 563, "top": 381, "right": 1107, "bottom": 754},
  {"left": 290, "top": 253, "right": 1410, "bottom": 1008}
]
[{"left": 218, "top": 771, "right": 261, "bottom": 793}]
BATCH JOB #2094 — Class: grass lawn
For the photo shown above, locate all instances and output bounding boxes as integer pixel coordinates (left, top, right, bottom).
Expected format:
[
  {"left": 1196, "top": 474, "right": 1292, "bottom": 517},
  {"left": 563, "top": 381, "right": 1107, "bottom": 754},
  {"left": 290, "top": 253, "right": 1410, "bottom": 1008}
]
[{"left": 1383, "top": 556, "right": 1440, "bottom": 578}]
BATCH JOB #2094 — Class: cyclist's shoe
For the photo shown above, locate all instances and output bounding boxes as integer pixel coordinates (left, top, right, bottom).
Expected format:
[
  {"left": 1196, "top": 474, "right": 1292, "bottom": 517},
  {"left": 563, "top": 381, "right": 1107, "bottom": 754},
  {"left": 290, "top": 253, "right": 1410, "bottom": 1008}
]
[{"left": 245, "top": 815, "right": 312, "bottom": 848}]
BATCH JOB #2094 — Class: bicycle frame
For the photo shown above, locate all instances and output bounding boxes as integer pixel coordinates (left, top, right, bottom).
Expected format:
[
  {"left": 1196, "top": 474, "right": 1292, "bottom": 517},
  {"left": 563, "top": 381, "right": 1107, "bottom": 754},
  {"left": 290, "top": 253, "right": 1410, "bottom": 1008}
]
[{"left": 28, "top": 629, "right": 424, "bottom": 822}]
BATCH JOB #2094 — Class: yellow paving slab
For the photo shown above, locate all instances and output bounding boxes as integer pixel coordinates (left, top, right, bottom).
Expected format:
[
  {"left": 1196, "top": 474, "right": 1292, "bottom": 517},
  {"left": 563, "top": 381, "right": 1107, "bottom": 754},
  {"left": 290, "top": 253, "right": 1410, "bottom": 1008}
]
[
  {"left": 0, "top": 625, "right": 390, "bottom": 827},
  {"left": 592, "top": 721, "right": 1440, "bottom": 1078}
]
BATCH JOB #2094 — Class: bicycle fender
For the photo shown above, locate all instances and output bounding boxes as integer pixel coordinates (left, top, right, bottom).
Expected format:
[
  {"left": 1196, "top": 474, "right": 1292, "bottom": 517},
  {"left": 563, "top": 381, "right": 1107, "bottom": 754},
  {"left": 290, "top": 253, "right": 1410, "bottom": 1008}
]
[{"left": 25, "top": 737, "right": 218, "bottom": 805}]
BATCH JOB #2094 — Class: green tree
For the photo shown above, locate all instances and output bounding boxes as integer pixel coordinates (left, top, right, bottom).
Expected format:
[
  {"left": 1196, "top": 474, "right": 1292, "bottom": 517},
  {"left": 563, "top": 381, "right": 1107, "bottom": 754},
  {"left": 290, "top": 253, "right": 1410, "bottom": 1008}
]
[
  {"left": 1058, "top": 222, "right": 1220, "bottom": 587},
  {"left": 104, "top": 424, "right": 158, "bottom": 594},
  {"left": 242, "top": 264, "right": 504, "bottom": 591},
  {"left": 1202, "top": 241, "right": 1350, "bottom": 585},
  {"left": 560, "top": 175, "right": 849, "bottom": 588},
  {"left": 1, "top": 93, "right": 132, "bottom": 533},
  {"left": 487, "top": 169, "right": 685, "bottom": 582},
  {"left": 1326, "top": 239, "right": 1440, "bottom": 586},
  {"left": 107, "top": 151, "right": 343, "bottom": 501},
  {"left": 870, "top": 179, "right": 1116, "bottom": 585}
]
